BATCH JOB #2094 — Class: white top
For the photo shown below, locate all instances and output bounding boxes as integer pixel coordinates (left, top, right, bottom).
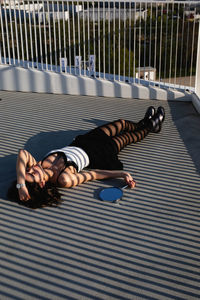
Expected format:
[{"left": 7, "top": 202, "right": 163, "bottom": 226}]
[{"left": 44, "top": 146, "right": 90, "bottom": 172}]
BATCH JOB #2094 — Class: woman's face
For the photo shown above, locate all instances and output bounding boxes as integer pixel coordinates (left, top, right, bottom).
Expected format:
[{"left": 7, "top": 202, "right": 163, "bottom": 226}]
[{"left": 25, "top": 164, "right": 46, "bottom": 188}]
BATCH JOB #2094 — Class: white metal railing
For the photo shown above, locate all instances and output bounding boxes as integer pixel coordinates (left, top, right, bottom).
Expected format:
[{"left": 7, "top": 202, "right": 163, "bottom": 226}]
[{"left": 0, "top": 0, "right": 200, "bottom": 93}]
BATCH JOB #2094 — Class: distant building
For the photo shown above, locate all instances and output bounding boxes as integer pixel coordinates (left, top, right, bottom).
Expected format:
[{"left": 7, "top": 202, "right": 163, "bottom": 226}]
[
  {"left": 1, "top": 0, "right": 20, "bottom": 4},
  {"left": 136, "top": 67, "right": 156, "bottom": 81},
  {"left": 0, "top": 2, "right": 72, "bottom": 23},
  {"left": 79, "top": 8, "right": 147, "bottom": 22}
]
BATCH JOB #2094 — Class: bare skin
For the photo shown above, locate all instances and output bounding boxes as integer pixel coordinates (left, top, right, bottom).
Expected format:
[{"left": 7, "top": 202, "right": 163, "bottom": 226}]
[{"left": 16, "top": 149, "right": 135, "bottom": 202}]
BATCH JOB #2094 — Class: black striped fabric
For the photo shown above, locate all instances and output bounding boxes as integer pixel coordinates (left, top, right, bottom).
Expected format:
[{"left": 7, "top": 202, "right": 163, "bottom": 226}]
[{"left": 44, "top": 146, "right": 90, "bottom": 172}]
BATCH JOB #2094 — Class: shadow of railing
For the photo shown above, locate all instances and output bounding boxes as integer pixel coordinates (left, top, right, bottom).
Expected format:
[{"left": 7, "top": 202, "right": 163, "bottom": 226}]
[
  {"left": 168, "top": 101, "right": 200, "bottom": 175},
  {"left": 0, "top": 90, "right": 199, "bottom": 299}
]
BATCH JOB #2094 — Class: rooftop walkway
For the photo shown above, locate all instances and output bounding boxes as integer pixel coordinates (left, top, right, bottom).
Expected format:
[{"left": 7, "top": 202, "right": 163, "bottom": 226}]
[{"left": 0, "top": 90, "right": 199, "bottom": 300}]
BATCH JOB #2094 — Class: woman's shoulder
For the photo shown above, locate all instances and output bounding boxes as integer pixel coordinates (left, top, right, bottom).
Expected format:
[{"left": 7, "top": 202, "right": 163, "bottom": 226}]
[{"left": 42, "top": 153, "right": 58, "bottom": 165}]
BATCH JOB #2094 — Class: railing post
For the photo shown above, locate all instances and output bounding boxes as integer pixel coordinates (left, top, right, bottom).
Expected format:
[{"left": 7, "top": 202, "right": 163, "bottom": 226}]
[{"left": 195, "top": 19, "right": 200, "bottom": 98}]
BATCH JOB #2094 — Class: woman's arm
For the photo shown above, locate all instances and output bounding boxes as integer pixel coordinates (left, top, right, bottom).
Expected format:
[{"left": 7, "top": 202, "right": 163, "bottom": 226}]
[
  {"left": 58, "top": 169, "right": 136, "bottom": 189},
  {"left": 16, "top": 149, "right": 37, "bottom": 201},
  {"left": 16, "top": 149, "right": 37, "bottom": 183}
]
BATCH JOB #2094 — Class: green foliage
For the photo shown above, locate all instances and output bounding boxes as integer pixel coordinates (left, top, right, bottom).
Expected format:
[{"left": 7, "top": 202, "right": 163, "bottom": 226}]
[{"left": 0, "top": 8, "right": 198, "bottom": 79}]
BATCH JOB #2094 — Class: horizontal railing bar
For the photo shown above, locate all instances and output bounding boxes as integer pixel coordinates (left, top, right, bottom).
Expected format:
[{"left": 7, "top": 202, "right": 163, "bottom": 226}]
[
  {"left": 35, "top": 0, "right": 200, "bottom": 3},
  {"left": 2, "top": 0, "right": 200, "bottom": 4}
]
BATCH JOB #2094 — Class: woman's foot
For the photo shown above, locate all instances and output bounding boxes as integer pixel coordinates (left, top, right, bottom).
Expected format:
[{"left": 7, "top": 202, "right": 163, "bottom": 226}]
[
  {"left": 144, "top": 106, "right": 156, "bottom": 121},
  {"left": 149, "top": 106, "right": 165, "bottom": 133},
  {"left": 157, "top": 106, "right": 165, "bottom": 123},
  {"left": 137, "top": 106, "right": 156, "bottom": 130}
]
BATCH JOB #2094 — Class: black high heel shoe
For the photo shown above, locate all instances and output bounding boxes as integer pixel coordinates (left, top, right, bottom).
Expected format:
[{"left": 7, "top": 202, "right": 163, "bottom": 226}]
[
  {"left": 149, "top": 106, "right": 165, "bottom": 133},
  {"left": 157, "top": 106, "right": 165, "bottom": 123},
  {"left": 144, "top": 106, "right": 156, "bottom": 121},
  {"left": 137, "top": 106, "right": 156, "bottom": 130}
]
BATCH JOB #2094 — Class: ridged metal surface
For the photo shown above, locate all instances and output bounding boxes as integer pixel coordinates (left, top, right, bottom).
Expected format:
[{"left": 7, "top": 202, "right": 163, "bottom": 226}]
[{"left": 0, "top": 90, "right": 199, "bottom": 300}]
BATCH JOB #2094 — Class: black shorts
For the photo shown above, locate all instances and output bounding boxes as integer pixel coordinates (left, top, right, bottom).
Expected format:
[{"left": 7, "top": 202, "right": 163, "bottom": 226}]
[{"left": 69, "top": 128, "right": 123, "bottom": 170}]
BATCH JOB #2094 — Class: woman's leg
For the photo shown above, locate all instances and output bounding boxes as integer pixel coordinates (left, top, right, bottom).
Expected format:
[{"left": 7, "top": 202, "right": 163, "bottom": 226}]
[
  {"left": 98, "top": 106, "right": 165, "bottom": 152},
  {"left": 99, "top": 119, "right": 150, "bottom": 153},
  {"left": 98, "top": 106, "right": 157, "bottom": 137},
  {"left": 99, "top": 119, "right": 139, "bottom": 137},
  {"left": 112, "top": 127, "right": 149, "bottom": 152}
]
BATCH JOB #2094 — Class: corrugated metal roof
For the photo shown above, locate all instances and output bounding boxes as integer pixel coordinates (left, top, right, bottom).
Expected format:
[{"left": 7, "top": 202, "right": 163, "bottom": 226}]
[{"left": 0, "top": 90, "right": 199, "bottom": 299}]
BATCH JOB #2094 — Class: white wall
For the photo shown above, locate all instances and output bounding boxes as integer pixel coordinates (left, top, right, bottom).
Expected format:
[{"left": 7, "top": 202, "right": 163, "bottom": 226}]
[
  {"left": 192, "top": 20, "right": 200, "bottom": 113},
  {"left": 0, "top": 65, "right": 192, "bottom": 102},
  {"left": 195, "top": 21, "right": 200, "bottom": 99}
]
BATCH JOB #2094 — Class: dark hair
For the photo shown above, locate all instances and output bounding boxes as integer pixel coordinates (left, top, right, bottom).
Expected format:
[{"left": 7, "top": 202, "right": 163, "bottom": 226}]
[{"left": 7, "top": 180, "right": 63, "bottom": 209}]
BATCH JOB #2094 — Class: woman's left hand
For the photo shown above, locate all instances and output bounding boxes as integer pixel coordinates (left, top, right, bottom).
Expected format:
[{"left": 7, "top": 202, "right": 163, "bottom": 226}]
[
  {"left": 123, "top": 172, "right": 136, "bottom": 189},
  {"left": 18, "top": 186, "right": 31, "bottom": 202}
]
